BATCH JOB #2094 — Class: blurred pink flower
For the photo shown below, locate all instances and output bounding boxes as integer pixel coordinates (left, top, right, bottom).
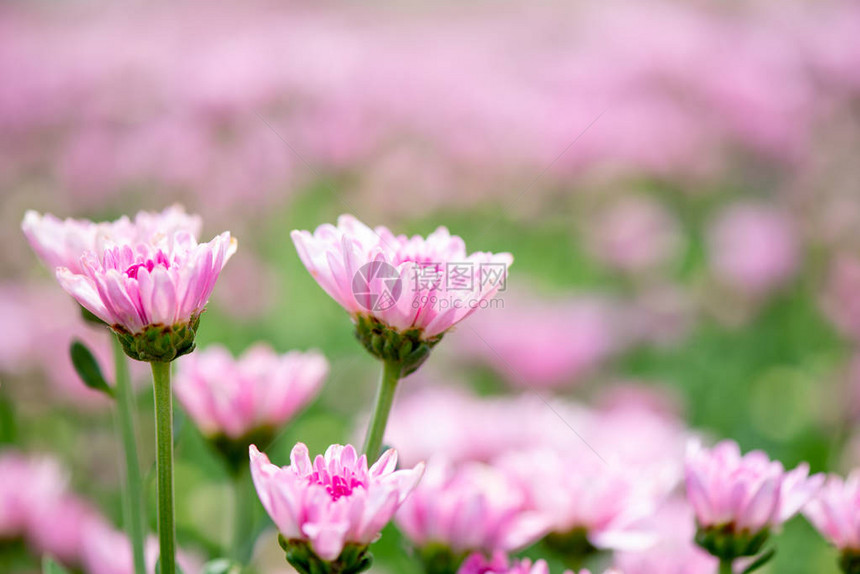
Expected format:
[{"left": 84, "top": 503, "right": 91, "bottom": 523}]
[
  {"left": 497, "top": 449, "right": 659, "bottom": 552},
  {"left": 595, "top": 383, "right": 683, "bottom": 419},
  {"left": 291, "top": 215, "right": 512, "bottom": 339},
  {"left": 0, "top": 451, "right": 68, "bottom": 540},
  {"left": 21, "top": 205, "right": 201, "bottom": 274},
  {"left": 384, "top": 387, "right": 585, "bottom": 467},
  {"left": 614, "top": 497, "right": 717, "bottom": 574},
  {"left": 455, "top": 293, "right": 617, "bottom": 390},
  {"left": 395, "top": 459, "right": 548, "bottom": 555},
  {"left": 457, "top": 553, "right": 558, "bottom": 574},
  {"left": 249, "top": 442, "right": 424, "bottom": 561},
  {"left": 384, "top": 387, "right": 512, "bottom": 466},
  {"left": 457, "top": 552, "right": 617, "bottom": 574},
  {"left": 803, "top": 470, "right": 860, "bottom": 552},
  {"left": 707, "top": 202, "right": 799, "bottom": 295},
  {"left": 0, "top": 281, "right": 150, "bottom": 410},
  {"left": 56, "top": 230, "right": 236, "bottom": 335},
  {"left": 174, "top": 344, "right": 328, "bottom": 440},
  {"left": 28, "top": 495, "right": 103, "bottom": 565},
  {"left": 622, "top": 283, "right": 696, "bottom": 347},
  {"left": 684, "top": 440, "right": 823, "bottom": 534},
  {"left": 821, "top": 254, "right": 860, "bottom": 342},
  {"left": 0, "top": 281, "right": 77, "bottom": 372},
  {"left": 579, "top": 397, "right": 687, "bottom": 492},
  {"left": 43, "top": 322, "right": 117, "bottom": 408},
  {"left": 81, "top": 520, "right": 202, "bottom": 574},
  {"left": 210, "top": 251, "right": 280, "bottom": 319},
  {"left": 586, "top": 196, "right": 682, "bottom": 273},
  {"left": 384, "top": 384, "right": 688, "bottom": 484},
  {"left": 0, "top": 450, "right": 126, "bottom": 568},
  {"left": 4, "top": 0, "right": 860, "bottom": 216}
]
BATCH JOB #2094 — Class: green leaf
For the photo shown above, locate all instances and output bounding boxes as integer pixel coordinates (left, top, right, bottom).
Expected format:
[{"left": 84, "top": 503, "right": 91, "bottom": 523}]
[
  {"left": 70, "top": 339, "right": 114, "bottom": 398},
  {"left": 42, "top": 556, "right": 70, "bottom": 574},
  {"left": 742, "top": 548, "right": 776, "bottom": 574}
]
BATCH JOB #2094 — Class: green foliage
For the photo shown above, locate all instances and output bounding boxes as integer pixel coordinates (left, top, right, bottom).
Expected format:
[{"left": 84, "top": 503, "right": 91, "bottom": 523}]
[
  {"left": 41, "top": 557, "right": 70, "bottom": 574},
  {"left": 69, "top": 339, "right": 114, "bottom": 398}
]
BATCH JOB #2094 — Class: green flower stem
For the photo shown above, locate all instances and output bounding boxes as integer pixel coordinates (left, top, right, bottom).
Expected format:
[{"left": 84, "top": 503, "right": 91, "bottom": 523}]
[
  {"left": 112, "top": 335, "right": 147, "bottom": 574},
  {"left": 232, "top": 465, "right": 253, "bottom": 565},
  {"left": 361, "top": 360, "right": 401, "bottom": 461},
  {"left": 719, "top": 559, "right": 733, "bottom": 574},
  {"left": 151, "top": 361, "right": 176, "bottom": 574}
]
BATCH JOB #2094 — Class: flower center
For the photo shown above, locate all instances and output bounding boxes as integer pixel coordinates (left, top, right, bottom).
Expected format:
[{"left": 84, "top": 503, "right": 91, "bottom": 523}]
[
  {"left": 125, "top": 252, "right": 170, "bottom": 279},
  {"left": 308, "top": 470, "right": 366, "bottom": 501}
]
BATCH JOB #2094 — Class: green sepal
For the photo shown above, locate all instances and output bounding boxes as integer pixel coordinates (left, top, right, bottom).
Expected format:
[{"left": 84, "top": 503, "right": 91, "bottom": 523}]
[
  {"left": 209, "top": 426, "right": 276, "bottom": 477},
  {"left": 278, "top": 535, "right": 372, "bottom": 574},
  {"left": 114, "top": 314, "right": 200, "bottom": 363},
  {"left": 70, "top": 339, "right": 114, "bottom": 398},
  {"left": 353, "top": 315, "right": 442, "bottom": 376},
  {"left": 695, "top": 523, "right": 770, "bottom": 562},
  {"left": 416, "top": 543, "right": 468, "bottom": 574},
  {"left": 840, "top": 550, "right": 860, "bottom": 574},
  {"left": 543, "top": 527, "right": 599, "bottom": 568}
]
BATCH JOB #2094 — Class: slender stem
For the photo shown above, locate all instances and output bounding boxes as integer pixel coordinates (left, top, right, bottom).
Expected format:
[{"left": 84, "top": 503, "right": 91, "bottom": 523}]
[
  {"left": 232, "top": 466, "right": 253, "bottom": 565},
  {"left": 361, "top": 360, "right": 401, "bottom": 461},
  {"left": 151, "top": 361, "right": 176, "bottom": 574},
  {"left": 719, "top": 559, "right": 733, "bottom": 574},
  {"left": 112, "top": 336, "right": 147, "bottom": 574}
]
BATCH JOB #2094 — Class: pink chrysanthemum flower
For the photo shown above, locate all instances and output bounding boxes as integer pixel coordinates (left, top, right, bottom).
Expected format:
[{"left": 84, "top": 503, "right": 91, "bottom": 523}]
[
  {"left": 456, "top": 291, "right": 618, "bottom": 390},
  {"left": 55, "top": 230, "right": 236, "bottom": 361},
  {"left": 586, "top": 196, "right": 682, "bottom": 274},
  {"left": 803, "top": 470, "right": 860, "bottom": 570},
  {"left": 0, "top": 451, "right": 68, "bottom": 541},
  {"left": 707, "top": 202, "right": 799, "bottom": 296},
  {"left": 291, "top": 215, "right": 512, "bottom": 370},
  {"left": 685, "top": 439, "right": 823, "bottom": 561},
  {"left": 498, "top": 448, "right": 659, "bottom": 556},
  {"left": 22, "top": 205, "right": 201, "bottom": 274},
  {"left": 457, "top": 553, "right": 557, "bottom": 574},
  {"left": 457, "top": 552, "right": 617, "bottom": 574},
  {"left": 249, "top": 443, "right": 424, "bottom": 566},
  {"left": 686, "top": 440, "right": 822, "bottom": 532},
  {"left": 81, "top": 521, "right": 202, "bottom": 574},
  {"left": 175, "top": 344, "right": 327, "bottom": 467},
  {"left": 395, "top": 459, "right": 548, "bottom": 560},
  {"left": 28, "top": 495, "right": 103, "bottom": 566},
  {"left": 614, "top": 498, "right": 717, "bottom": 574},
  {"left": 0, "top": 450, "right": 110, "bottom": 567}
]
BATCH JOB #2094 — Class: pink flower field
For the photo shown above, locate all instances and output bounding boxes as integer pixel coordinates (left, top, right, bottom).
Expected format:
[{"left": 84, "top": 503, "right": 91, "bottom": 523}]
[{"left": 3, "top": 0, "right": 860, "bottom": 573}]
